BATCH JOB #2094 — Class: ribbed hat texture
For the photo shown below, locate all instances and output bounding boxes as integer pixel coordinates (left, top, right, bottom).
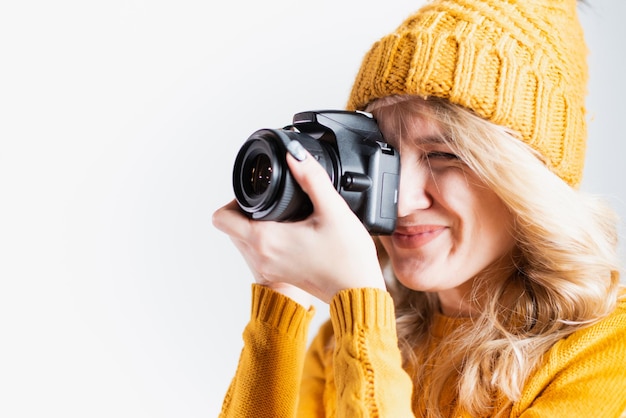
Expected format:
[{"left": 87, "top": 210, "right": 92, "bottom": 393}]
[{"left": 347, "top": 0, "right": 588, "bottom": 187}]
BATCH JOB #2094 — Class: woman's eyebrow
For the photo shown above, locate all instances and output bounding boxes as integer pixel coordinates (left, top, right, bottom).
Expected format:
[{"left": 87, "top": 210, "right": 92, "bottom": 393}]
[{"left": 413, "top": 134, "right": 448, "bottom": 146}]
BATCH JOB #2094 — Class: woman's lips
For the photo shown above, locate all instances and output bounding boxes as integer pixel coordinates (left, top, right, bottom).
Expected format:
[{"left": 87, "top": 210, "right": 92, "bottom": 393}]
[{"left": 391, "top": 225, "right": 447, "bottom": 249}]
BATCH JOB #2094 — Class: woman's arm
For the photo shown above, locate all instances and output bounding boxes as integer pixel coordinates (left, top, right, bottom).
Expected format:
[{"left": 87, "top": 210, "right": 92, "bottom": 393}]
[
  {"left": 214, "top": 144, "right": 398, "bottom": 416},
  {"left": 219, "top": 285, "right": 314, "bottom": 418},
  {"left": 330, "top": 288, "right": 415, "bottom": 418},
  {"left": 298, "top": 288, "right": 415, "bottom": 418}
]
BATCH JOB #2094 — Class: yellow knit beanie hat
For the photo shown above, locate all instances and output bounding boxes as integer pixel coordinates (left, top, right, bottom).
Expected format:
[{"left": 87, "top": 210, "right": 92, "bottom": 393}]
[{"left": 347, "top": 0, "right": 588, "bottom": 187}]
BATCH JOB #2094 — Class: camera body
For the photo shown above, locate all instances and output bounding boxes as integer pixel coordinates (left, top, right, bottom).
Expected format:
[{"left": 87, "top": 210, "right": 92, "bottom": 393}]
[{"left": 232, "top": 110, "right": 400, "bottom": 234}]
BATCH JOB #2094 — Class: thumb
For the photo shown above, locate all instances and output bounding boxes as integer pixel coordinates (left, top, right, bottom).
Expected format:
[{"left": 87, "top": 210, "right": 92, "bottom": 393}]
[{"left": 285, "top": 140, "right": 345, "bottom": 216}]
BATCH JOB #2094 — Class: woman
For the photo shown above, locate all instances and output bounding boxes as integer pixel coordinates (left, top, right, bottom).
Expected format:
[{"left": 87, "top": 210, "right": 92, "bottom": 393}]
[{"left": 213, "top": 0, "right": 626, "bottom": 416}]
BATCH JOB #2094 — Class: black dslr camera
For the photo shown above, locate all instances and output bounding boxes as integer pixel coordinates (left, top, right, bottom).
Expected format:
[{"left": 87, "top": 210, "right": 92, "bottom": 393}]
[{"left": 232, "top": 110, "right": 400, "bottom": 235}]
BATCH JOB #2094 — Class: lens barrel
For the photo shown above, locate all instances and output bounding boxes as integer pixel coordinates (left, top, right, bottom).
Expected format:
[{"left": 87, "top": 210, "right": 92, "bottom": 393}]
[{"left": 233, "top": 129, "right": 335, "bottom": 221}]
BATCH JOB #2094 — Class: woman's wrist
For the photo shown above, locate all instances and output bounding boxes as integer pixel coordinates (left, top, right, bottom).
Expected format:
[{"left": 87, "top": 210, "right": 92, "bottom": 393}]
[{"left": 264, "top": 282, "right": 314, "bottom": 308}]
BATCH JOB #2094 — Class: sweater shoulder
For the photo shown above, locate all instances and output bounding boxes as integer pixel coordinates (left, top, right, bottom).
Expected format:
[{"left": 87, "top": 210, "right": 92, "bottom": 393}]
[
  {"left": 556, "top": 292, "right": 626, "bottom": 357},
  {"left": 514, "top": 293, "right": 626, "bottom": 415}
]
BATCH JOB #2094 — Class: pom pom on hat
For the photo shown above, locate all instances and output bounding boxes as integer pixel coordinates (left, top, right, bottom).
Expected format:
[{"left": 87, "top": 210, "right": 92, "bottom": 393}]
[{"left": 347, "top": 0, "right": 588, "bottom": 187}]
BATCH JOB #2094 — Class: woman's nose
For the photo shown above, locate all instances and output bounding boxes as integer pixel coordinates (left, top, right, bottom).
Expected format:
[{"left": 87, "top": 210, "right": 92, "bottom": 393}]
[{"left": 396, "top": 160, "right": 433, "bottom": 217}]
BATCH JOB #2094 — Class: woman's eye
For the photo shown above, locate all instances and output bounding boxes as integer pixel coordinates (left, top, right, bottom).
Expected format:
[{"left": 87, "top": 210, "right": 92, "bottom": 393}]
[{"left": 426, "top": 151, "right": 459, "bottom": 161}]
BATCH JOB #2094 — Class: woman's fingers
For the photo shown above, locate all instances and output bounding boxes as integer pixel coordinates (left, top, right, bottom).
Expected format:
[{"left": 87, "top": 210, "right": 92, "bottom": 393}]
[
  {"left": 211, "top": 199, "right": 251, "bottom": 239},
  {"left": 285, "top": 141, "right": 347, "bottom": 219}
]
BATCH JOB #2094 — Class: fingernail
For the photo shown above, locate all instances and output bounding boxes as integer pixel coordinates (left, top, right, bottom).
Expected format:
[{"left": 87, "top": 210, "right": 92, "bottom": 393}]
[{"left": 286, "top": 140, "right": 307, "bottom": 162}]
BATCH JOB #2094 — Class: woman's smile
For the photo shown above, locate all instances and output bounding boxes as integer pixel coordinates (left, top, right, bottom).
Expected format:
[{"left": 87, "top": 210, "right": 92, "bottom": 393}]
[{"left": 391, "top": 225, "right": 447, "bottom": 249}]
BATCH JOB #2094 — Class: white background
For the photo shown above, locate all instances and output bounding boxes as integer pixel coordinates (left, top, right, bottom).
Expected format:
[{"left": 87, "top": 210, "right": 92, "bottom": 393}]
[{"left": 1, "top": 1, "right": 624, "bottom": 417}]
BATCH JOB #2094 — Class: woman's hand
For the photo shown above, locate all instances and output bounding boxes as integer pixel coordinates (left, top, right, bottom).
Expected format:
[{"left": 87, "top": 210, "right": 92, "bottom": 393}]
[{"left": 212, "top": 143, "right": 386, "bottom": 304}]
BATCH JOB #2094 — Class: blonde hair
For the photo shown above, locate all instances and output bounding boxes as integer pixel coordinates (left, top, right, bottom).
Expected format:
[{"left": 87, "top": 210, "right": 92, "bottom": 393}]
[{"left": 367, "top": 95, "right": 622, "bottom": 417}]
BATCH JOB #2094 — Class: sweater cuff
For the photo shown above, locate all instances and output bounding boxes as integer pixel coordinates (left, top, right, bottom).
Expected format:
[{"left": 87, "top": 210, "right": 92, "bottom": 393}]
[
  {"left": 329, "top": 288, "right": 396, "bottom": 337},
  {"left": 250, "top": 284, "right": 314, "bottom": 340}
]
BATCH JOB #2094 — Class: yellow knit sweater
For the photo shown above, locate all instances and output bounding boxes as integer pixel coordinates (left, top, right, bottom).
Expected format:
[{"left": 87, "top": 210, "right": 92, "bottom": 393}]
[{"left": 219, "top": 285, "right": 626, "bottom": 417}]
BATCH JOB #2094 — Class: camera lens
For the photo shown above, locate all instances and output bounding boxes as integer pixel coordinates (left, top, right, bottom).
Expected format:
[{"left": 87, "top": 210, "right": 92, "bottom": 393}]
[
  {"left": 233, "top": 129, "right": 304, "bottom": 221},
  {"left": 233, "top": 128, "right": 337, "bottom": 222},
  {"left": 244, "top": 153, "right": 272, "bottom": 196}
]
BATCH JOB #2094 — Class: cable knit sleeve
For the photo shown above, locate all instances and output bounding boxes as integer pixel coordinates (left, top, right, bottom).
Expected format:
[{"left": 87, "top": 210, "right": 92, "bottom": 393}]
[
  {"left": 328, "top": 288, "right": 415, "bottom": 418},
  {"left": 219, "top": 284, "right": 314, "bottom": 418}
]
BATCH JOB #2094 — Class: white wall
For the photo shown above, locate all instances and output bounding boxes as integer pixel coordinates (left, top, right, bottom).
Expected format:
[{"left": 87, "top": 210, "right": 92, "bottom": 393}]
[{"left": 1, "top": 1, "right": 624, "bottom": 417}]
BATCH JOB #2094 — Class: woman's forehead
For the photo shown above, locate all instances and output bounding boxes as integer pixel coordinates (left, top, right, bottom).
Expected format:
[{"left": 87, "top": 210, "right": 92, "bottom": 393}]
[{"left": 376, "top": 111, "right": 446, "bottom": 147}]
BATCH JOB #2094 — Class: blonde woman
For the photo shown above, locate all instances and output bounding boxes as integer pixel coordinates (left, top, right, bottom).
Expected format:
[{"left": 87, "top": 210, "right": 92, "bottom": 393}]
[{"left": 213, "top": 0, "right": 626, "bottom": 416}]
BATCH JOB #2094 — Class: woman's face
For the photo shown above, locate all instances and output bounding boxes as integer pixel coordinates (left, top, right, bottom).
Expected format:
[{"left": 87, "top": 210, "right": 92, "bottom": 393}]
[{"left": 377, "top": 111, "right": 516, "bottom": 315}]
